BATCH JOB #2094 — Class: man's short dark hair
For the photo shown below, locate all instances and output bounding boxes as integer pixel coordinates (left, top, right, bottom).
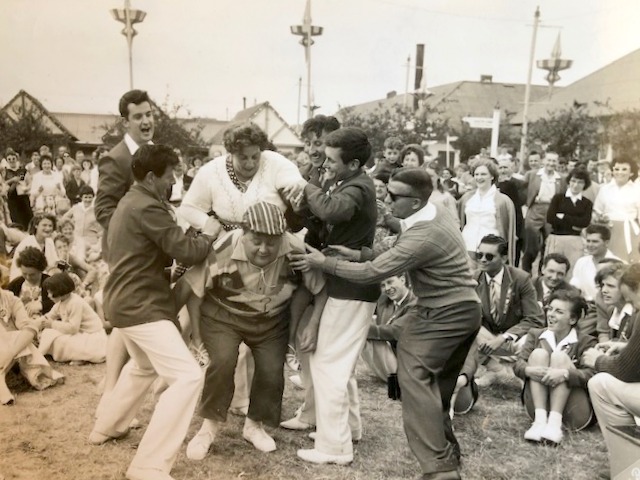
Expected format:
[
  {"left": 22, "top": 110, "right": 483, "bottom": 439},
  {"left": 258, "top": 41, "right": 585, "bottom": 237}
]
[
  {"left": 566, "top": 166, "right": 592, "bottom": 190},
  {"left": 301, "top": 115, "right": 340, "bottom": 139},
  {"left": 78, "top": 185, "right": 95, "bottom": 197},
  {"left": 119, "top": 90, "right": 151, "bottom": 118},
  {"left": 585, "top": 224, "right": 611, "bottom": 242},
  {"left": 479, "top": 234, "right": 508, "bottom": 256},
  {"left": 324, "top": 128, "right": 372, "bottom": 168},
  {"left": 542, "top": 253, "right": 570, "bottom": 272},
  {"left": 16, "top": 246, "right": 48, "bottom": 272},
  {"left": 390, "top": 167, "right": 433, "bottom": 202},
  {"left": 131, "top": 145, "right": 179, "bottom": 181}
]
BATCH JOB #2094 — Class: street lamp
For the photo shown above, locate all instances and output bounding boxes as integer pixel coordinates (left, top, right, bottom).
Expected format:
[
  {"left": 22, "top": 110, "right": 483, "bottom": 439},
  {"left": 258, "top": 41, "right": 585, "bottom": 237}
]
[
  {"left": 537, "top": 32, "right": 572, "bottom": 99},
  {"left": 110, "top": 0, "right": 146, "bottom": 90},
  {"left": 291, "top": 0, "right": 323, "bottom": 120}
]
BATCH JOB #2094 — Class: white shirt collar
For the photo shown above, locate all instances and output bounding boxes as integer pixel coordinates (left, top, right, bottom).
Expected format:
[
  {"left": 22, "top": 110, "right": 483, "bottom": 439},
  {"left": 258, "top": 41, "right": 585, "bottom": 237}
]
[
  {"left": 565, "top": 188, "right": 583, "bottom": 203},
  {"left": 474, "top": 184, "right": 497, "bottom": 199},
  {"left": 609, "top": 303, "right": 635, "bottom": 330},
  {"left": 485, "top": 266, "right": 505, "bottom": 286},
  {"left": 401, "top": 201, "right": 436, "bottom": 232},
  {"left": 124, "top": 133, "right": 153, "bottom": 155},
  {"left": 536, "top": 167, "right": 561, "bottom": 180},
  {"left": 539, "top": 328, "right": 579, "bottom": 352},
  {"left": 393, "top": 290, "right": 410, "bottom": 308}
]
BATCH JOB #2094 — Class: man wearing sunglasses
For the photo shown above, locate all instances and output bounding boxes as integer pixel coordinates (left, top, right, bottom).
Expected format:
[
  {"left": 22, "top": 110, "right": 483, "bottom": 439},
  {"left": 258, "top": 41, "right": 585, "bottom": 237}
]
[
  {"left": 290, "top": 167, "right": 480, "bottom": 480},
  {"left": 463, "top": 234, "right": 544, "bottom": 389}
]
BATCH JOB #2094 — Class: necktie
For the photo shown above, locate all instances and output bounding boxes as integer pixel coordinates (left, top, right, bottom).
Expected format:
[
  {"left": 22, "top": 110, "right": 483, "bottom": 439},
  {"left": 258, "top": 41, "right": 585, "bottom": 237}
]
[{"left": 490, "top": 278, "right": 500, "bottom": 320}]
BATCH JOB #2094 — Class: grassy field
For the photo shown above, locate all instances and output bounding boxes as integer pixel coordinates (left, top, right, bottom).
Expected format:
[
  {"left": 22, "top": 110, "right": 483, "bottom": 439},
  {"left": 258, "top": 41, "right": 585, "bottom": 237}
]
[{"left": 0, "top": 360, "right": 609, "bottom": 480}]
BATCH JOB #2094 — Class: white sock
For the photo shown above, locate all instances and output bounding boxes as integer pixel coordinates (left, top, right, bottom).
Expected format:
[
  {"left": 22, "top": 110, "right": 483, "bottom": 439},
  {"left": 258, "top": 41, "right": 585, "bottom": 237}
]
[
  {"left": 547, "top": 411, "right": 563, "bottom": 428},
  {"left": 534, "top": 409, "right": 548, "bottom": 424}
]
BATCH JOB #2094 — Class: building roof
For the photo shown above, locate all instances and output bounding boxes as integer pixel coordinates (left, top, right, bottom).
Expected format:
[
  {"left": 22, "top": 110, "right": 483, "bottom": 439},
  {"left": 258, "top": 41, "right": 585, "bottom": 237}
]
[
  {"left": 512, "top": 48, "right": 640, "bottom": 124},
  {"left": 0, "top": 90, "right": 78, "bottom": 140},
  {"left": 211, "top": 102, "right": 303, "bottom": 149},
  {"left": 337, "top": 80, "right": 550, "bottom": 128},
  {"left": 53, "top": 112, "right": 118, "bottom": 145}
]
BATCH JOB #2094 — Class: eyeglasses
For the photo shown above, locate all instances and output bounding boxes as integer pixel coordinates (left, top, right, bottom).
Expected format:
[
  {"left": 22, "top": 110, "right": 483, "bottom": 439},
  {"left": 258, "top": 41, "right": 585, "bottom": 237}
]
[
  {"left": 388, "top": 191, "right": 419, "bottom": 202},
  {"left": 475, "top": 252, "right": 496, "bottom": 261}
]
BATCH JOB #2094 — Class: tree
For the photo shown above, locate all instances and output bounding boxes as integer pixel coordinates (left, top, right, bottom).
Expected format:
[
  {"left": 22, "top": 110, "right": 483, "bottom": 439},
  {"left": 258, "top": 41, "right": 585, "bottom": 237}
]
[
  {"left": 337, "top": 101, "right": 448, "bottom": 161},
  {"left": 602, "top": 109, "right": 640, "bottom": 160},
  {"left": 526, "top": 104, "right": 602, "bottom": 160},
  {"left": 0, "top": 103, "right": 72, "bottom": 155},
  {"left": 449, "top": 112, "right": 521, "bottom": 163}
]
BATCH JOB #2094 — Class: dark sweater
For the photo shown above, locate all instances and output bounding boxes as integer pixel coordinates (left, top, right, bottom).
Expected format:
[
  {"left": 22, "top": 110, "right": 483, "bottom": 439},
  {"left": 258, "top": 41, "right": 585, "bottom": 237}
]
[
  {"left": 595, "top": 315, "right": 640, "bottom": 383},
  {"left": 546, "top": 193, "right": 593, "bottom": 236},
  {"left": 305, "top": 170, "right": 379, "bottom": 302}
]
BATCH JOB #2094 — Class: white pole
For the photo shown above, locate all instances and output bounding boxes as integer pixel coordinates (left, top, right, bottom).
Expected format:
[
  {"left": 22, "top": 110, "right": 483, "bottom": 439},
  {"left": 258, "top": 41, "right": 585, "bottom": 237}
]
[
  {"left": 490, "top": 108, "right": 501, "bottom": 158},
  {"left": 297, "top": 77, "right": 302, "bottom": 127},
  {"left": 519, "top": 7, "right": 540, "bottom": 165},
  {"left": 404, "top": 56, "right": 410, "bottom": 109}
]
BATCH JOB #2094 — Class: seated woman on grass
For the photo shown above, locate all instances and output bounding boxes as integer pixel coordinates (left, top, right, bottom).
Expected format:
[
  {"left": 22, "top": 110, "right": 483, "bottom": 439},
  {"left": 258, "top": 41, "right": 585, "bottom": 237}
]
[
  {"left": 0, "top": 270, "right": 63, "bottom": 405},
  {"left": 513, "top": 290, "right": 597, "bottom": 444},
  {"left": 38, "top": 272, "right": 106, "bottom": 365}
]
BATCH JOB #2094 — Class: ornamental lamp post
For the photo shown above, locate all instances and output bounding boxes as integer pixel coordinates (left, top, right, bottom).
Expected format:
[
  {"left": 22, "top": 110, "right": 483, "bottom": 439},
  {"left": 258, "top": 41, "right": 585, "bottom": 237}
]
[
  {"left": 110, "top": 0, "right": 146, "bottom": 90},
  {"left": 291, "top": 0, "right": 323, "bottom": 120},
  {"left": 537, "top": 32, "right": 572, "bottom": 99}
]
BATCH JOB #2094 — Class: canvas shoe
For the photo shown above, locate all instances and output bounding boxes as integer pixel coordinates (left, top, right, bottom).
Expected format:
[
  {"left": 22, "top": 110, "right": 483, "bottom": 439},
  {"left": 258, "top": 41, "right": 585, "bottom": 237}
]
[
  {"left": 280, "top": 415, "right": 313, "bottom": 430},
  {"left": 243, "top": 418, "right": 276, "bottom": 452},
  {"left": 296, "top": 448, "right": 353, "bottom": 465},
  {"left": 186, "top": 428, "right": 216, "bottom": 460},
  {"left": 125, "top": 466, "right": 175, "bottom": 480},
  {"left": 541, "top": 423, "right": 563, "bottom": 444},
  {"left": 523, "top": 421, "right": 546, "bottom": 442}
]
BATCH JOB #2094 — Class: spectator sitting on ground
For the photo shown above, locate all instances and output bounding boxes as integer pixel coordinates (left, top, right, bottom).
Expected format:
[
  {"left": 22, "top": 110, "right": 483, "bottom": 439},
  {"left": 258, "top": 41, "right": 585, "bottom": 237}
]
[
  {"left": 7, "top": 247, "right": 54, "bottom": 318},
  {"left": 514, "top": 289, "right": 597, "bottom": 444},
  {"left": 595, "top": 262, "right": 635, "bottom": 343},
  {"left": 37, "top": 272, "right": 107, "bottom": 364},
  {"left": 9, "top": 214, "right": 59, "bottom": 282},
  {"left": 361, "top": 274, "right": 415, "bottom": 383},
  {"left": 0, "top": 270, "right": 63, "bottom": 405},
  {"left": 460, "top": 234, "right": 544, "bottom": 389},
  {"left": 533, "top": 254, "right": 575, "bottom": 308}
]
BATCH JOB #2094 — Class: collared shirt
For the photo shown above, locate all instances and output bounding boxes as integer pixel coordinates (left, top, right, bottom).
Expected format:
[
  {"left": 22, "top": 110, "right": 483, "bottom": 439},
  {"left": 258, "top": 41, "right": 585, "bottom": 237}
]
[
  {"left": 609, "top": 303, "right": 634, "bottom": 331},
  {"left": 170, "top": 174, "right": 184, "bottom": 202},
  {"left": 393, "top": 289, "right": 410, "bottom": 310},
  {"left": 565, "top": 188, "right": 583, "bottom": 205},
  {"left": 539, "top": 328, "right": 579, "bottom": 352},
  {"left": 400, "top": 201, "right": 436, "bottom": 232},
  {"left": 536, "top": 168, "right": 561, "bottom": 204},
  {"left": 485, "top": 266, "right": 505, "bottom": 289},
  {"left": 570, "top": 250, "right": 621, "bottom": 301}
]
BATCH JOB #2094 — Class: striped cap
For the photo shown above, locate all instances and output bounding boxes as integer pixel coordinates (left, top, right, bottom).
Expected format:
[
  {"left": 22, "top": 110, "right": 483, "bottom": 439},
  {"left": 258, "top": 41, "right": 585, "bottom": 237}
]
[{"left": 243, "top": 202, "right": 286, "bottom": 235}]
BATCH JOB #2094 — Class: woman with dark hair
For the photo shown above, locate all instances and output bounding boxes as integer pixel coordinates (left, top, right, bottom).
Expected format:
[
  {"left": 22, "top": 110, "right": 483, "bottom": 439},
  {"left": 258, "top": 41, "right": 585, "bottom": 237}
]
[
  {"left": 9, "top": 213, "right": 59, "bottom": 281},
  {"left": 441, "top": 167, "right": 460, "bottom": 199},
  {"left": 38, "top": 272, "right": 106, "bottom": 364},
  {"left": 0, "top": 268, "right": 63, "bottom": 405},
  {"left": 399, "top": 144, "right": 425, "bottom": 168},
  {"left": 4, "top": 148, "right": 32, "bottom": 229},
  {"left": 179, "top": 122, "right": 304, "bottom": 416},
  {"left": 593, "top": 155, "right": 640, "bottom": 262},
  {"left": 545, "top": 166, "right": 593, "bottom": 275},
  {"left": 7, "top": 246, "right": 55, "bottom": 318},
  {"left": 514, "top": 290, "right": 597, "bottom": 444},
  {"left": 458, "top": 159, "right": 517, "bottom": 264},
  {"left": 29, "top": 156, "right": 65, "bottom": 214}
]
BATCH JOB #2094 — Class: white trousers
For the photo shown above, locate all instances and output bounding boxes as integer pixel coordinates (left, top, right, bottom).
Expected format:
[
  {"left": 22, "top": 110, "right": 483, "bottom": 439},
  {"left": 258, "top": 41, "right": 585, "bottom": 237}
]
[
  {"left": 588, "top": 373, "right": 640, "bottom": 452},
  {"left": 309, "top": 297, "right": 375, "bottom": 455},
  {"left": 92, "top": 321, "right": 204, "bottom": 474}
]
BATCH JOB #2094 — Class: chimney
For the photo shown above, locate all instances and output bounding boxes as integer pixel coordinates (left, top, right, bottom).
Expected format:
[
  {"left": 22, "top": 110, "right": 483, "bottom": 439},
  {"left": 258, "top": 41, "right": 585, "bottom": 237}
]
[
  {"left": 386, "top": 90, "right": 397, "bottom": 99},
  {"left": 480, "top": 75, "right": 493, "bottom": 83}
]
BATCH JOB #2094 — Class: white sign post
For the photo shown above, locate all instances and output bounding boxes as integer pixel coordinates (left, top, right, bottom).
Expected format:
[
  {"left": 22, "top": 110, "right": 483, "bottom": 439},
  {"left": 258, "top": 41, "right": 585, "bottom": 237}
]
[{"left": 462, "top": 108, "right": 501, "bottom": 158}]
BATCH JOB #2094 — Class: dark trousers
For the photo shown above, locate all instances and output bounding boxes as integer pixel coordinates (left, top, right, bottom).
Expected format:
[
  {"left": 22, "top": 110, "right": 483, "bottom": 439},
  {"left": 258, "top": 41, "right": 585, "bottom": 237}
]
[
  {"left": 397, "top": 301, "right": 481, "bottom": 475},
  {"left": 522, "top": 203, "right": 550, "bottom": 274},
  {"left": 199, "top": 308, "right": 289, "bottom": 427}
]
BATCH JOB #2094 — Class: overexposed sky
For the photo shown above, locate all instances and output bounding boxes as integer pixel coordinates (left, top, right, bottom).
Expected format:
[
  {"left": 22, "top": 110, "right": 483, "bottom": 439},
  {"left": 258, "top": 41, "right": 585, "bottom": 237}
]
[{"left": 1, "top": 0, "right": 639, "bottom": 124}]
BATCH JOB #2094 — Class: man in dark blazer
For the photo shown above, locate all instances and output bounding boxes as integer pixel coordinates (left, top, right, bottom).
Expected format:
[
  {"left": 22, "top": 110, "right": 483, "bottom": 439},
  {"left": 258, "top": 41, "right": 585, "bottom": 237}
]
[
  {"left": 460, "top": 234, "right": 545, "bottom": 388},
  {"left": 533, "top": 253, "right": 575, "bottom": 306},
  {"left": 521, "top": 152, "right": 567, "bottom": 274},
  {"left": 95, "top": 89, "right": 155, "bottom": 254}
]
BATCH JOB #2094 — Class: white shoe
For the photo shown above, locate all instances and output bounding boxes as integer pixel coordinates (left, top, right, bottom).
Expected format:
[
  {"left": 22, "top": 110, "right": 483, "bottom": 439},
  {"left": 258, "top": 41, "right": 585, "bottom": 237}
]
[
  {"left": 126, "top": 466, "right": 175, "bottom": 480},
  {"left": 296, "top": 448, "right": 353, "bottom": 465},
  {"left": 524, "top": 422, "right": 546, "bottom": 442},
  {"left": 280, "top": 416, "right": 313, "bottom": 430},
  {"left": 186, "top": 428, "right": 216, "bottom": 460},
  {"left": 243, "top": 419, "right": 276, "bottom": 452},
  {"left": 541, "top": 423, "right": 563, "bottom": 444},
  {"left": 286, "top": 344, "right": 300, "bottom": 371},
  {"left": 308, "top": 431, "right": 360, "bottom": 443},
  {"left": 228, "top": 406, "right": 248, "bottom": 416}
]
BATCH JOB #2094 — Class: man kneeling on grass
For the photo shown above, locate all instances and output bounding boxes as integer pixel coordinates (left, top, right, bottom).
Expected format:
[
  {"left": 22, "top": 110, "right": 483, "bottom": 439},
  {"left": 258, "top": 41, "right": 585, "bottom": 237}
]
[{"left": 181, "top": 201, "right": 326, "bottom": 459}]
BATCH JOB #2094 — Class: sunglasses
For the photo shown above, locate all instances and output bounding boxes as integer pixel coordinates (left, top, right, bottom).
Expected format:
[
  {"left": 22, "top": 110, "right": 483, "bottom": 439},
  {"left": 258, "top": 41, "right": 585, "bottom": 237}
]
[
  {"left": 475, "top": 252, "right": 496, "bottom": 261},
  {"left": 388, "top": 192, "right": 419, "bottom": 202}
]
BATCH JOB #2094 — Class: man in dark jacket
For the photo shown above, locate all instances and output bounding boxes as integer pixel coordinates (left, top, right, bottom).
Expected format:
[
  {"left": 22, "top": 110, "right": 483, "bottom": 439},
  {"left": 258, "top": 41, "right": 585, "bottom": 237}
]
[{"left": 89, "top": 145, "right": 213, "bottom": 480}]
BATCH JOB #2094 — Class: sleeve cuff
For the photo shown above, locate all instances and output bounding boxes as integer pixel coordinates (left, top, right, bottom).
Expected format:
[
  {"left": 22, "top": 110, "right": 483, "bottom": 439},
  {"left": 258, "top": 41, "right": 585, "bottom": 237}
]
[
  {"left": 323, "top": 256, "right": 339, "bottom": 275},
  {"left": 359, "top": 247, "right": 373, "bottom": 262}
]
